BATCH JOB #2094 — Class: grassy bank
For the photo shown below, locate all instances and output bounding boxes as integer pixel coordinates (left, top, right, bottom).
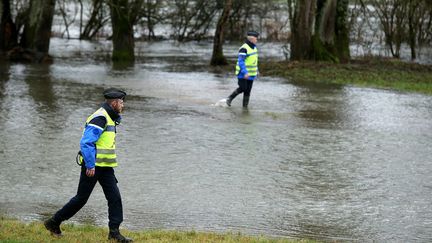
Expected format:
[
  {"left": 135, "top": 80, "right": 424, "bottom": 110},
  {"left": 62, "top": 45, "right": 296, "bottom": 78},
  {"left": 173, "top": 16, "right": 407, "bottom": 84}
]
[
  {"left": 0, "top": 217, "right": 315, "bottom": 243},
  {"left": 259, "top": 58, "right": 432, "bottom": 94}
]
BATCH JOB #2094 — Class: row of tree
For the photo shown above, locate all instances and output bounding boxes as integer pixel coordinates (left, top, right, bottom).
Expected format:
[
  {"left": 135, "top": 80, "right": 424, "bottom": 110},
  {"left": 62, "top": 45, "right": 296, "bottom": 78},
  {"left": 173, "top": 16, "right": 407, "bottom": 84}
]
[
  {"left": 289, "top": 0, "right": 432, "bottom": 62},
  {"left": 0, "top": 0, "right": 139, "bottom": 62},
  {"left": 1, "top": 0, "right": 431, "bottom": 64},
  {"left": 359, "top": 0, "right": 432, "bottom": 60},
  {"left": 54, "top": 0, "right": 283, "bottom": 42}
]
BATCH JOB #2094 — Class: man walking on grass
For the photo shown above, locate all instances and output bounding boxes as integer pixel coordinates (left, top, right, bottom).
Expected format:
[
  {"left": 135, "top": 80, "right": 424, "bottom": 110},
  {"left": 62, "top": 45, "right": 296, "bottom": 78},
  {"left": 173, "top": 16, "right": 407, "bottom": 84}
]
[{"left": 44, "top": 88, "right": 132, "bottom": 243}]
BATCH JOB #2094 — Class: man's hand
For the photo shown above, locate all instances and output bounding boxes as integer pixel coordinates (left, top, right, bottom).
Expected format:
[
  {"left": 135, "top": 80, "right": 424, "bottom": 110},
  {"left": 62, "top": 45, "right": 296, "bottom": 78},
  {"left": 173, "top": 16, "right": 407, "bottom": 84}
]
[
  {"left": 86, "top": 168, "right": 95, "bottom": 177},
  {"left": 244, "top": 74, "right": 250, "bottom": 79}
]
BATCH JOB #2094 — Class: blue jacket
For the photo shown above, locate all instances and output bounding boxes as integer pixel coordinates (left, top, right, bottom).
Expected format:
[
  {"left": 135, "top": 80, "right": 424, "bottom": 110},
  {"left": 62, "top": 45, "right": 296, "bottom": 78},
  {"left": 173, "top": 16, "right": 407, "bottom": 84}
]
[
  {"left": 237, "top": 40, "right": 257, "bottom": 81},
  {"left": 80, "top": 103, "right": 121, "bottom": 169}
]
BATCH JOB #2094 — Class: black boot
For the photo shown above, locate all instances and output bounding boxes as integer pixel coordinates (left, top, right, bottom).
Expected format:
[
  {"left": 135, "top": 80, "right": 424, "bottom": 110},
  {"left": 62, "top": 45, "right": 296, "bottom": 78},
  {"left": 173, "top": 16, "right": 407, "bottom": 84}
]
[
  {"left": 226, "top": 90, "right": 240, "bottom": 107},
  {"left": 44, "top": 218, "right": 62, "bottom": 236},
  {"left": 108, "top": 228, "right": 133, "bottom": 243},
  {"left": 226, "top": 97, "right": 232, "bottom": 107},
  {"left": 243, "top": 95, "right": 250, "bottom": 108}
]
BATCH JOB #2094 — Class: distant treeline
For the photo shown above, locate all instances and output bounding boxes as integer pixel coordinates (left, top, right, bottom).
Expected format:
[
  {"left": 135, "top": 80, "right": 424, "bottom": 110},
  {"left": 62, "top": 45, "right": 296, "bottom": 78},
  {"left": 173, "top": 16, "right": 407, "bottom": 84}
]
[{"left": 0, "top": 0, "right": 431, "bottom": 63}]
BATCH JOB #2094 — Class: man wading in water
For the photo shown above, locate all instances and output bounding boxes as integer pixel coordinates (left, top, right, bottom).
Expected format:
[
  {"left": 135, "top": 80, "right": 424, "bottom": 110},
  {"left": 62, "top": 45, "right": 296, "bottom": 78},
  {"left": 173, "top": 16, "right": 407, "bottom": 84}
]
[{"left": 226, "top": 31, "right": 259, "bottom": 108}]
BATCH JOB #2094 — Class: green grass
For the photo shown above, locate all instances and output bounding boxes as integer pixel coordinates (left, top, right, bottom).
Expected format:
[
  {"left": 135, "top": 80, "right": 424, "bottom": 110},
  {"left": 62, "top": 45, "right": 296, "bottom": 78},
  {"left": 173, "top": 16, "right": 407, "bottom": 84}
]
[
  {"left": 0, "top": 217, "right": 316, "bottom": 243},
  {"left": 259, "top": 58, "right": 432, "bottom": 94}
]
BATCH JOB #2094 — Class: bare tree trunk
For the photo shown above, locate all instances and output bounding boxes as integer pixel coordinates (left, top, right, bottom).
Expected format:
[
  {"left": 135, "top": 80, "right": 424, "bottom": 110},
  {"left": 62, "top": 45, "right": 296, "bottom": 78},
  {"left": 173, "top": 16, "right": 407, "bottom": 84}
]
[
  {"left": 310, "top": 0, "right": 350, "bottom": 62},
  {"left": 12, "top": 1, "right": 29, "bottom": 37},
  {"left": 21, "top": 0, "right": 55, "bottom": 53},
  {"left": 210, "top": 0, "right": 232, "bottom": 66},
  {"left": 334, "top": 0, "right": 350, "bottom": 62},
  {"left": 79, "top": 0, "right": 83, "bottom": 36},
  {"left": 291, "top": 0, "right": 350, "bottom": 62},
  {"left": 424, "top": 5, "right": 432, "bottom": 46},
  {"left": 309, "top": 0, "right": 337, "bottom": 62},
  {"left": 287, "top": 0, "right": 295, "bottom": 34},
  {"left": 109, "top": 0, "right": 135, "bottom": 62},
  {"left": 291, "top": 0, "right": 315, "bottom": 60},
  {"left": 394, "top": 2, "right": 406, "bottom": 58},
  {"left": 0, "top": 0, "right": 3, "bottom": 53},
  {"left": 407, "top": 0, "right": 420, "bottom": 60},
  {"left": 0, "top": 0, "right": 18, "bottom": 52}
]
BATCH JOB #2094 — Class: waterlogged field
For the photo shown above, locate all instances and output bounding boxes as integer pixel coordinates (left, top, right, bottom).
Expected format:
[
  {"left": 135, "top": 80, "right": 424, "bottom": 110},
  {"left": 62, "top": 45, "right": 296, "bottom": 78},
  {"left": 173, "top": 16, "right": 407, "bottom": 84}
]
[{"left": 0, "top": 39, "right": 431, "bottom": 242}]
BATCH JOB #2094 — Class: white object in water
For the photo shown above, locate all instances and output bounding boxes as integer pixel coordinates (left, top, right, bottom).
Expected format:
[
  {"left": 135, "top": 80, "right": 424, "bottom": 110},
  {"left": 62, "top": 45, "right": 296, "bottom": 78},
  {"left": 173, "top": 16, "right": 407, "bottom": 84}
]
[{"left": 213, "top": 98, "right": 228, "bottom": 107}]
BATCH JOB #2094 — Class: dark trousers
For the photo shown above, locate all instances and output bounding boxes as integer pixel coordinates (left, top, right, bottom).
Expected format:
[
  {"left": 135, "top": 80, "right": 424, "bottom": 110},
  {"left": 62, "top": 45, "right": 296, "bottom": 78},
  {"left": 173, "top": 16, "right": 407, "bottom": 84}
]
[
  {"left": 235, "top": 78, "right": 254, "bottom": 96},
  {"left": 227, "top": 78, "right": 254, "bottom": 107},
  {"left": 53, "top": 166, "right": 123, "bottom": 229}
]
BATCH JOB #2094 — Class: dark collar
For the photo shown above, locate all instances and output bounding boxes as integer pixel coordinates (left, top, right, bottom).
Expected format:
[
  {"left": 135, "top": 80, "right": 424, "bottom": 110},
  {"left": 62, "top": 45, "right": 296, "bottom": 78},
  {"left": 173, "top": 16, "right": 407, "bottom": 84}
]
[
  {"left": 102, "top": 102, "right": 120, "bottom": 122},
  {"left": 246, "top": 40, "right": 256, "bottom": 49}
]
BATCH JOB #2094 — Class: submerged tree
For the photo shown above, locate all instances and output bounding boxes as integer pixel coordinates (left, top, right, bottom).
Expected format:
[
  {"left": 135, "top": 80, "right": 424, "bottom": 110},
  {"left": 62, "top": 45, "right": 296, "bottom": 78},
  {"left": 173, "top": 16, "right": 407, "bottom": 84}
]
[
  {"left": 0, "top": 0, "right": 18, "bottom": 52},
  {"left": 21, "top": 0, "right": 56, "bottom": 54},
  {"left": 108, "top": 0, "right": 143, "bottom": 62},
  {"left": 210, "top": 0, "right": 232, "bottom": 66},
  {"left": 1, "top": 0, "right": 55, "bottom": 62}
]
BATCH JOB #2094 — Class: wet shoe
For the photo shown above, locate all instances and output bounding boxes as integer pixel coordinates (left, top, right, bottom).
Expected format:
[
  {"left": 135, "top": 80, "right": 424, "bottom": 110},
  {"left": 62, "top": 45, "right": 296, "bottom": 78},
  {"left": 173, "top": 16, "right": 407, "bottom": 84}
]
[
  {"left": 44, "top": 218, "right": 62, "bottom": 236},
  {"left": 226, "top": 98, "right": 232, "bottom": 107},
  {"left": 226, "top": 90, "right": 240, "bottom": 107},
  {"left": 242, "top": 95, "right": 250, "bottom": 108},
  {"left": 108, "top": 229, "right": 133, "bottom": 242}
]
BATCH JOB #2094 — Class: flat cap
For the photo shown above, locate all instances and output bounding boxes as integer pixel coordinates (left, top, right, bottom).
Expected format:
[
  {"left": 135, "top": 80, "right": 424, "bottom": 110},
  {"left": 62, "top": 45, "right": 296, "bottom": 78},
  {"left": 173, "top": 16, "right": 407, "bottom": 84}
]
[
  {"left": 247, "top": 31, "right": 259, "bottom": 37},
  {"left": 103, "top": 88, "right": 126, "bottom": 100}
]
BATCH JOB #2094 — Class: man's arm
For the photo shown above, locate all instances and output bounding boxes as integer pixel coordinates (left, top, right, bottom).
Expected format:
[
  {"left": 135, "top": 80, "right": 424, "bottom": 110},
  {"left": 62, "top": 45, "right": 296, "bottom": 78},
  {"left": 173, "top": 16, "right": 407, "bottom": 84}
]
[
  {"left": 238, "top": 48, "right": 248, "bottom": 78},
  {"left": 80, "top": 116, "right": 106, "bottom": 172}
]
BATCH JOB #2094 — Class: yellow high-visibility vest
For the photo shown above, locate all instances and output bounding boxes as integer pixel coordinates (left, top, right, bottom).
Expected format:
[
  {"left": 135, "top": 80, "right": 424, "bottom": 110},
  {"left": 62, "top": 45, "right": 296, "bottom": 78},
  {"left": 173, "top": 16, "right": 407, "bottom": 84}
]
[
  {"left": 235, "top": 43, "right": 258, "bottom": 76},
  {"left": 82, "top": 107, "right": 118, "bottom": 167}
]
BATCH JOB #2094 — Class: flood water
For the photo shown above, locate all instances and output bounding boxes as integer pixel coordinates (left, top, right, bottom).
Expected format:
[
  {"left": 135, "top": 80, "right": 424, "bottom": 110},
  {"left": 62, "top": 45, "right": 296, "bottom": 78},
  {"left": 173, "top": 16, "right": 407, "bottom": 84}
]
[{"left": 1, "top": 38, "right": 432, "bottom": 242}]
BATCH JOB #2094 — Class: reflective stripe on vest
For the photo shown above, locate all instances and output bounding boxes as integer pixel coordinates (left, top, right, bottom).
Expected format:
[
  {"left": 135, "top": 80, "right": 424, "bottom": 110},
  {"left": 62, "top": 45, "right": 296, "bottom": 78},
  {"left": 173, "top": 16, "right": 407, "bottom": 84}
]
[
  {"left": 85, "top": 107, "right": 118, "bottom": 167},
  {"left": 236, "top": 43, "right": 258, "bottom": 76}
]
